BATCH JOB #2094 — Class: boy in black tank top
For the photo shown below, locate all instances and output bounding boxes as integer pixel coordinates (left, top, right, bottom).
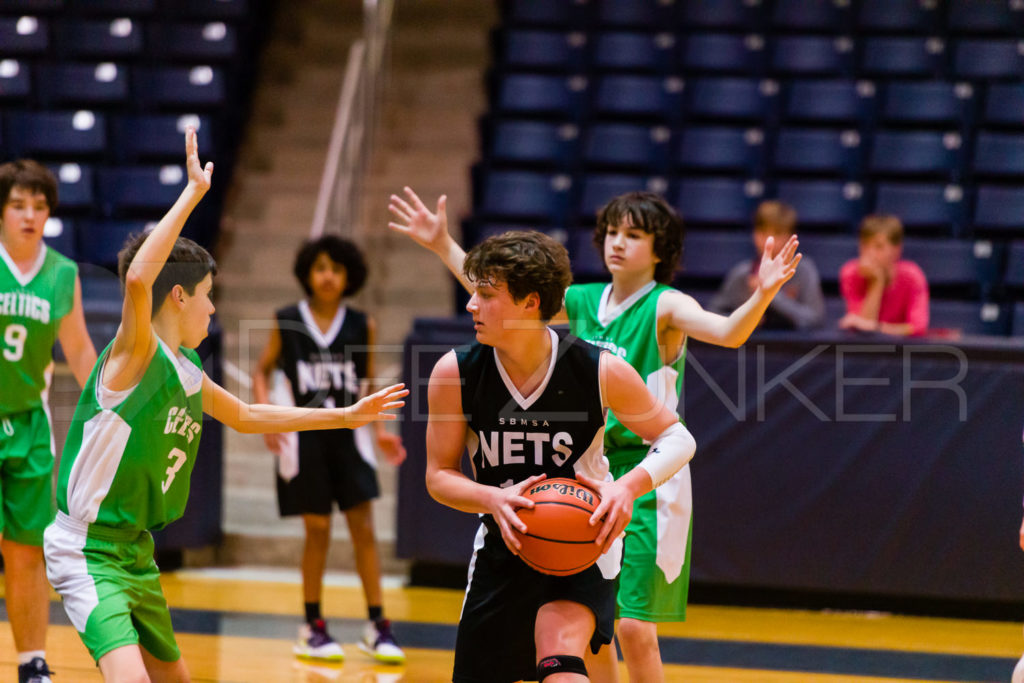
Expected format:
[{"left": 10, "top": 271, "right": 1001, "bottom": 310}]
[
  {"left": 425, "top": 231, "right": 696, "bottom": 682},
  {"left": 253, "top": 236, "right": 406, "bottom": 664}
]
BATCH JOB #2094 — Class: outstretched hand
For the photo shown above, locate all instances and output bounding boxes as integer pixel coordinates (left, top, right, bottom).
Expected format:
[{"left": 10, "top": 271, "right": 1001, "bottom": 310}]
[
  {"left": 344, "top": 383, "right": 409, "bottom": 428},
  {"left": 388, "top": 187, "right": 449, "bottom": 252},
  {"left": 757, "top": 235, "right": 801, "bottom": 293},
  {"left": 184, "top": 126, "right": 213, "bottom": 194}
]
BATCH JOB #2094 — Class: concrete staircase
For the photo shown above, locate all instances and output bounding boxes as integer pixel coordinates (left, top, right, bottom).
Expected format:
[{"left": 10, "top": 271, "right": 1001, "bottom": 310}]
[{"left": 206, "top": 0, "right": 496, "bottom": 572}]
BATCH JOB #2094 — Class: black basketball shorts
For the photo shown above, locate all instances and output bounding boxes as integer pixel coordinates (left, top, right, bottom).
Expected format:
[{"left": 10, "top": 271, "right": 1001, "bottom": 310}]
[{"left": 276, "top": 429, "right": 380, "bottom": 515}]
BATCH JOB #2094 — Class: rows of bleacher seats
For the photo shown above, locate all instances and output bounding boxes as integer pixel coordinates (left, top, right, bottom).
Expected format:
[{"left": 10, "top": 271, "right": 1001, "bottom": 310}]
[
  {"left": 0, "top": 0, "right": 274, "bottom": 348},
  {"left": 464, "top": 0, "right": 1024, "bottom": 336}
]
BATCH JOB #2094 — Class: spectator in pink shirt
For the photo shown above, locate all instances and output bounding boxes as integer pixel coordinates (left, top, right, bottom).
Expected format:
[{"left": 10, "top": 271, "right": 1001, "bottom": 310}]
[{"left": 839, "top": 214, "right": 929, "bottom": 336}]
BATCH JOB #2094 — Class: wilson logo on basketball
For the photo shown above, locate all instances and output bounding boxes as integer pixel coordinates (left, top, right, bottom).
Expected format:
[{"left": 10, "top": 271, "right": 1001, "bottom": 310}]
[{"left": 528, "top": 481, "right": 595, "bottom": 507}]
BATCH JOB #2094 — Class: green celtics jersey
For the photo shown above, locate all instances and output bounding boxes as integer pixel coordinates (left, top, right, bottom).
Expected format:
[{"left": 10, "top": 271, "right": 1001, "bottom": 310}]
[
  {"left": 0, "top": 244, "right": 77, "bottom": 416},
  {"left": 57, "top": 337, "right": 204, "bottom": 531},
  {"left": 564, "top": 281, "right": 686, "bottom": 454}
]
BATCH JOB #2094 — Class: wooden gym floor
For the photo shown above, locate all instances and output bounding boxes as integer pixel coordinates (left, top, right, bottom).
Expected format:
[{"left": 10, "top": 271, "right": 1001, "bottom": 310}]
[{"left": 0, "top": 568, "right": 1021, "bottom": 682}]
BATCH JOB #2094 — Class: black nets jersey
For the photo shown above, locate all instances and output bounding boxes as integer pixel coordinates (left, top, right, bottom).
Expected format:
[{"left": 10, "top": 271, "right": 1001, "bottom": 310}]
[{"left": 276, "top": 301, "right": 367, "bottom": 410}]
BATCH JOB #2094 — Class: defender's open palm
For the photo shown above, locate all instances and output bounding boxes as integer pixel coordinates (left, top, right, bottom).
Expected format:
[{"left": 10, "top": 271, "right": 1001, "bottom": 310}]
[
  {"left": 489, "top": 474, "right": 547, "bottom": 555},
  {"left": 185, "top": 126, "right": 213, "bottom": 194},
  {"left": 757, "top": 235, "right": 802, "bottom": 293},
  {"left": 388, "top": 187, "right": 449, "bottom": 252},
  {"left": 344, "top": 383, "right": 409, "bottom": 428}
]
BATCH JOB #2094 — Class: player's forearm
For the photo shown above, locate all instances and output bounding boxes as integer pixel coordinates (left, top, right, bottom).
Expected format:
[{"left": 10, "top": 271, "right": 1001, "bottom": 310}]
[
  {"left": 713, "top": 287, "right": 778, "bottom": 347},
  {"left": 232, "top": 402, "right": 357, "bottom": 433},
  {"left": 129, "top": 185, "right": 206, "bottom": 287},
  {"left": 434, "top": 235, "right": 473, "bottom": 294},
  {"left": 251, "top": 369, "right": 272, "bottom": 405},
  {"left": 426, "top": 467, "right": 495, "bottom": 514}
]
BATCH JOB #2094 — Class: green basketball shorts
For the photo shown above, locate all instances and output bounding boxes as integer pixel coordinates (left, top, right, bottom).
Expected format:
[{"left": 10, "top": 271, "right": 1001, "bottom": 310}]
[{"left": 0, "top": 408, "right": 55, "bottom": 546}]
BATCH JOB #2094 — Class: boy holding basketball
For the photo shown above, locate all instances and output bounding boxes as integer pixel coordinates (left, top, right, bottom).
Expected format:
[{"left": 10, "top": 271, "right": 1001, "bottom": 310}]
[
  {"left": 391, "top": 187, "right": 800, "bottom": 682},
  {"left": 42, "top": 129, "right": 407, "bottom": 682},
  {"left": 425, "top": 230, "right": 696, "bottom": 682}
]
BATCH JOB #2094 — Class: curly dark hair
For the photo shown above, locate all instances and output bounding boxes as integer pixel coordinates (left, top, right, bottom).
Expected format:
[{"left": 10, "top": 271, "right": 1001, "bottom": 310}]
[
  {"left": 0, "top": 159, "right": 58, "bottom": 210},
  {"left": 464, "top": 230, "right": 571, "bottom": 322},
  {"left": 292, "top": 235, "right": 368, "bottom": 298},
  {"left": 593, "top": 191, "right": 684, "bottom": 284},
  {"left": 118, "top": 233, "right": 217, "bottom": 317}
]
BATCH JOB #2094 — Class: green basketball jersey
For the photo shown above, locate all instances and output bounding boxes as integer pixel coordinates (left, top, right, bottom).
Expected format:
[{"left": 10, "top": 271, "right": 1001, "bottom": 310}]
[
  {"left": 0, "top": 244, "right": 77, "bottom": 416},
  {"left": 564, "top": 281, "right": 686, "bottom": 455},
  {"left": 57, "top": 337, "right": 204, "bottom": 531}
]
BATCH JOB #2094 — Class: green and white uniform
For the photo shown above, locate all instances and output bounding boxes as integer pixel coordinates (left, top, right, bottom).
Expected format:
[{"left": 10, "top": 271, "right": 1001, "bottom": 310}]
[
  {"left": 0, "top": 243, "right": 77, "bottom": 545},
  {"left": 44, "top": 337, "right": 204, "bottom": 662},
  {"left": 564, "top": 281, "right": 692, "bottom": 622}
]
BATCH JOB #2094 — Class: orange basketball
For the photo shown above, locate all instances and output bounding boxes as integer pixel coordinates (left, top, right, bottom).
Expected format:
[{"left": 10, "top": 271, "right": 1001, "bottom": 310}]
[{"left": 513, "top": 477, "right": 602, "bottom": 576}]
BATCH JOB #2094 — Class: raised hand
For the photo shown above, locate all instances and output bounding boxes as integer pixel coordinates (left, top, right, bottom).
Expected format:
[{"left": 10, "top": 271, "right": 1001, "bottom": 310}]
[
  {"left": 184, "top": 126, "right": 213, "bottom": 194},
  {"left": 388, "top": 187, "right": 449, "bottom": 252},
  {"left": 576, "top": 473, "right": 634, "bottom": 555},
  {"left": 344, "top": 383, "right": 409, "bottom": 428},
  {"left": 489, "top": 473, "right": 547, "bottom": 555},
  {"left": 757, "top": 234, "right": 802, "bottom": 293}
]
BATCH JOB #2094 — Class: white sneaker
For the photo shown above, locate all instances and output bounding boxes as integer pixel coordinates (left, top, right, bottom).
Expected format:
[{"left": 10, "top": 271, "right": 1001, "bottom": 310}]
[
  {"left": 293, "top": 619, "right": 345, "bottom": 661},
  {"left": 358, "top": 619, "right": 406, "bottom": 664}
]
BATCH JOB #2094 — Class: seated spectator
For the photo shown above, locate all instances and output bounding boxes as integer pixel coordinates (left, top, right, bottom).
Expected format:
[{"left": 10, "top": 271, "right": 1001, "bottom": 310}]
[
  {"left": 839, "top": 214, "right": 929, "bottom": 336},
  {"left": 709, "top": 200, "right": 825, "bottom": 330}
]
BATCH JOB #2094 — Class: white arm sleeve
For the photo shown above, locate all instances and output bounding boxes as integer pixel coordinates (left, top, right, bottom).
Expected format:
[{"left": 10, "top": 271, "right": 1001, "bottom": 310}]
[{"left": 637, "top": 422, "right": 696, "bottom": 488}]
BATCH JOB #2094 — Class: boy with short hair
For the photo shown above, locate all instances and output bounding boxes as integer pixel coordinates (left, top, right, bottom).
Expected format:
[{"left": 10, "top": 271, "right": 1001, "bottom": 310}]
[
  {"left": 839, "top": 214, "right": 929, "bottom": 336},
  {"left": 0, "top": 158, "right": 98, "bottom": 683},
  {"left": 43, "top": 129, "right": 406, "bottom": 682}
]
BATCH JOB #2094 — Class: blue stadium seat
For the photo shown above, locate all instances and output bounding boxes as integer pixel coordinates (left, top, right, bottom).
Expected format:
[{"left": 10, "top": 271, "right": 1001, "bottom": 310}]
[
  {"left": 771, "top": 36, "right": 854, "bottom": 77},
  {"left": 2, "top": 0, "right": 63, "bottom": 11},
  {"left": 494, "top": 74, "right": 588, "bottom": 119},
  {"left": 159, "top": 0, "right": 248, "bottom": 21},
  {"left": 503, "top": 0, "right": 585, "bottom": 28},
  {"left": 901, "top": 237, "right": 1004, "bottom": 293},
  {"left": 1013, "top": 301, "right": 1024, "bottom": 336},
  {"left": 881, "top": 81, "right": 975, "bottom": 128},
  {"left": 873, "top": 183, "right": 968, "bottom": 236},
  {"left": 111, "top": 113, "right": 212, "bottom": 162},
  {"left": 0, "top": 59, "right": 32, "bottom": 102},
  {"left": 593, "top": 31, "right": 675, "bottom": 73},
  {"left": 948, "top": 0, "right": 1024, "bottom": 34},
  {"left": 583, "top": 124, "right": 672, "bottom": 172},
  {"left": 688, "top": 77, "right": 778, "bottom": 123},
  {"left": 678, "top": 0, "right": 764, "bottom": 31},
  {"left": 772, "top": 0, "right": 851, "bottom": 32},
  {"left": 857, "top": 0, "right": 940, "bottom": 34},
  {"left": 42, "top": 217, "right": 76, "bottom": 260},
  {"left": 594, "top": 75, "right": 684, "bottom": 122},
  {"left": 929, "top": 300, "right": 1010, "bottom": 336},
  {"left": 67, "top": 0, "right": 155, "bottom": 14},
  {"left": 984, "top": 83, "right": 1024, "bottom": 127},
  {"left": 77, "top": 219, "right": 151, "bottom": 267},
  {"left": 953, "top": 40, "right": 1024, "bottom": 80},
  {"left": 48, "top": 163, "right": 95, "bottom": 211},
  {"left": 35, "top": 63, "right": 130, "bottom": 106},
  {"left": 678, "top": 230, "right": 753, "bottom": 281},
  {"left": 488, "top": 119, "right": 579, "bottom": 168},
  {"left": 776, "top": 180, "right": 865, "bottom": 232},
  {"left": 869, "top": 130, "right": 962, "bottom": 179},
  {"left": 5, "top": 110, "right": 107, "bottom": 158},
  {"left": 578, "top": 174, "right": 670, "bottom": 222},
  {"left": 148, "top": 21, "right": 239, "bottom": 62},
  {"left": 1005, "top": 241, "right": 1024, "bottom": 289},
  {"left": 499, "top": 30, "right": 587, "bottom": 72},
  {"left": 97, "top": 165, "right": 188, "bottom": 216},
  {"left": 476, "top": 169, "right": 573, "bottom": 223},
  {"left": 677, "top": 126, "right": 765, "bottom": 176},
  {"left": 680, "top": 33, "right": 765, "bottom": 75},
  {"left": 784, "top": 79, "right": 875, "bottom": 126},
  {"left": 861, "top": 37, "right": 945, "bottom": 79},
  {"left": 796, "top": 234, "right": 858, "bottom": 286},
  {"left": 597, "top": 0, "right": 676, "bottom": 29},
  {"left": 673, "top": 177, "right": 760, "bottom": 227},
  {"left": 974, "top": 185, "right": 1024, "bottom": 233},
  {"left": 463, "top": 222, "right": 570, "bottom": 253},
  {"left": 0, "top": 16, "right": 49, "bottom": 56},
  {"left": 972, "top": 132, "right": 1024, "bottom": 177},
  {"left": 772, "top": 128, "right": 862, "bottom": 178},
  {"left": 133, "top": 65, "right": 226, "bottom": 109},
  {"left": 55, "top": 17, "right": 144, "bottom": 59}
]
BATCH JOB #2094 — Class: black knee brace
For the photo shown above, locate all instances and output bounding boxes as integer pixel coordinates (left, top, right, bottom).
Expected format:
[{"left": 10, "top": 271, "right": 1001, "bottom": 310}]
[{"left": 537, "top": 655, "right": 587, "bottom": 681}]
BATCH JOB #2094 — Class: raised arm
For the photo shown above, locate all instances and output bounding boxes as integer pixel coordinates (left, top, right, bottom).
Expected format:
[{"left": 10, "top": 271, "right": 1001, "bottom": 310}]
[
  {"left": 203, "top": 372, "right": 407, "bottom": 434},
  {"left": 425, "top": 351, "right": 544, "bottom": 554},
  {"left": 388, "top": 187, "right": 472, "bottom": 293},
  {"left": 661, "top": 235, "right": 801, "bottom": 347},
  {"left": 106, "top": 127, "right": 212, "bottom": 390},
  {"left": 56, "top": 274, "right": 97, "bottom": 386}
]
